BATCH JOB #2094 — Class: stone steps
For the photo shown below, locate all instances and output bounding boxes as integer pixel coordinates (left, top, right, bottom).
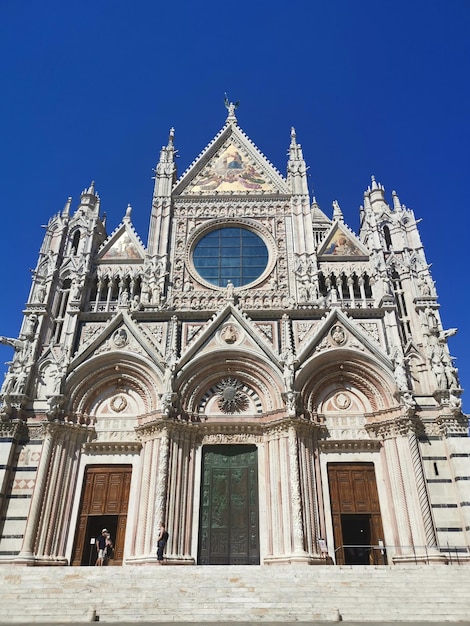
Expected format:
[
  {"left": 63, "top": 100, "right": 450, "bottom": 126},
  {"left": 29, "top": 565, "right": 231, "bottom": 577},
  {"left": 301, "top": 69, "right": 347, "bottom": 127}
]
[{"left": 0, "top": 564, "right": 469, "bottom": 622}]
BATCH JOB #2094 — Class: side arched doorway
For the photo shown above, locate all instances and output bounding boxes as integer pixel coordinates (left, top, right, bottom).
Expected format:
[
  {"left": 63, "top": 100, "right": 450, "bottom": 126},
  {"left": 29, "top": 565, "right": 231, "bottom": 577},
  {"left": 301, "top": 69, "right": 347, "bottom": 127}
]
[
  {"left": 71, "top": 465, "right": 132, "bottom": 566},
  {"left": 328, "top": 462, "right": 385, "bottom": 565},
  {"left": 198, "top": 445, "right": 260, "bottom": 565}
]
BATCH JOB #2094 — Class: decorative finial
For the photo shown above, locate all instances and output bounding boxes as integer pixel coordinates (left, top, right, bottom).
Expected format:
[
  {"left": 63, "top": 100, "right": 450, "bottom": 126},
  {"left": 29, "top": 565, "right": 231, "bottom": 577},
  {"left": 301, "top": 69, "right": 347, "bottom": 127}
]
[
  {"left": 332, "top": 200, "right": 344, "bottom": 222},
  {"left": 224, "top": 93, "right": 240, "bottom": 123},
  {"left": 168, "top": 127, "right": 175, "bottom": 146},
  {"left": 391, "top": 190, "right": 401, "bottom": 211},
  {"left": 290, "top": 127, "right": 297, "bottom": 146},
  {"left": 62, "top": 197, "right": 72, "bottom": 217}
]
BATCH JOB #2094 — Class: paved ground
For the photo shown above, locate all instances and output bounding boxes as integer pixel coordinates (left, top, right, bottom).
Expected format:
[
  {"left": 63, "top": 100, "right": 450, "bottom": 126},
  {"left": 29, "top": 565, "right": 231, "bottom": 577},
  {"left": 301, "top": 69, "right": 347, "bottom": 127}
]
[
  {"left": 0, "top": 621, "right": 470, "bottom": 626},
  {"left": 0, "top": 622, "right": 468, "bottom": 625}
]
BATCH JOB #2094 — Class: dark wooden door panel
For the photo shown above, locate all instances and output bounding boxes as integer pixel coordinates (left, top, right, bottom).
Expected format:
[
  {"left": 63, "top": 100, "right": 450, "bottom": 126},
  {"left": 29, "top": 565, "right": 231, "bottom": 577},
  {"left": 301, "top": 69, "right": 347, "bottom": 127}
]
[
  {"left": 72, "top": 465, "right": 132, "bottom": 566},
  {"left": 328, "top": 463, "right": 385, "bottom": 565}
]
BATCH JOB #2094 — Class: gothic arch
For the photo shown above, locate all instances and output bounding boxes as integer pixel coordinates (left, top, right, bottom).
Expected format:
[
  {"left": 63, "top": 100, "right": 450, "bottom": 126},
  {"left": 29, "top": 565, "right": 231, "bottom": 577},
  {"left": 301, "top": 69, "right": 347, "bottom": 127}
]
[
  {"left": 176, "top": 350, "right": 283, "bottom": 417},
  {"left": 64, "top": 352, "right": 163, "bottom": 422},
  {"left": 297, "top": 350, "right": 396, "bottom": 417}
]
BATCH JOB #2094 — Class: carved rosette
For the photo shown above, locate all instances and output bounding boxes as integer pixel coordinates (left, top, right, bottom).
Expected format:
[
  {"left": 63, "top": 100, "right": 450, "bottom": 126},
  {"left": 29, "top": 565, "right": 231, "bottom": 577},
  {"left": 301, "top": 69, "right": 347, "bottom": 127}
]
[{"left": 216, "top": 378, "right": 249, "bottom": 414}]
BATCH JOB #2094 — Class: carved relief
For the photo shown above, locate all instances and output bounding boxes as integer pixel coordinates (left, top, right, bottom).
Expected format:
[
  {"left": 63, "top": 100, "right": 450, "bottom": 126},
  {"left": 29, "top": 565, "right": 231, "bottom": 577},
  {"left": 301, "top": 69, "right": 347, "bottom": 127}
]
[
  {"left": 215, "top": 379, "right": 249, "bottom": 414},
  {"left": 220, "top": 324, "right": 238, "bottom": 344},
  {"left": 112, "top": 328, "right": 129, "bottom": 348},
  {"left": 140, "top": 323, "right": 165, "bottom": 348},
  {"left": 330, "top": 324, "right": 346, "bottom": 346},
  {"left": 255, "top": 323, "right": 273, "bottom": 343},
  {"left": 79, "top": 323, "right": 106, "bottom": 349},
  {"left": 218, "top": 324, "right": 243, "bottom": 346},
  {"left": 359, "top": 322, "right": 381, "bottom": 345},
  {"left": 110, "top": 395, "right": 128, "bottom": 413},
  {"left": 334, "top": 392, "right": 351, "bottom": 410}
]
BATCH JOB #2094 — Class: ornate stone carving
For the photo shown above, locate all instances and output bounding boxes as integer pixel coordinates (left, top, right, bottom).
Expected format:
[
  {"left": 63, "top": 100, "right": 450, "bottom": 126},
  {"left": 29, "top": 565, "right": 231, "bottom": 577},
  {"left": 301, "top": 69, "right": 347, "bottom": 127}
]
[
  {"left": 110, "top": 395, "right": 128, "bottom": 413},
  {"left": 334, "top": 392, "right": 351, "bottom": 410},
  {"left": 216, "top": 379, "right": 249, "bottom": 414},
  {"left": 220, "top": 324, "right": 238, "bottom": 344},
  {"left": 330, "top": 324, "right": 346, "bottom": 346},
  {"left": 112, "top": 328, "right": 129, "bottom": 348},
  {"left": 359, "top": 322, "right": 381, "bottom": 344}
]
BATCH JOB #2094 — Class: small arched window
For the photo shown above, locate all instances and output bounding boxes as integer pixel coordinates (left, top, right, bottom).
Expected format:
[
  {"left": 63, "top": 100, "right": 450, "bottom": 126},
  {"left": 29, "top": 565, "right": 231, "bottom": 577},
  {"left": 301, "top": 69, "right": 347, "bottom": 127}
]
[
  {"left": 71, "top": 231, "right": 81, "bottom": 255},
  {"left": 383, "top": 225, "right": 392, "bottom": 251}
]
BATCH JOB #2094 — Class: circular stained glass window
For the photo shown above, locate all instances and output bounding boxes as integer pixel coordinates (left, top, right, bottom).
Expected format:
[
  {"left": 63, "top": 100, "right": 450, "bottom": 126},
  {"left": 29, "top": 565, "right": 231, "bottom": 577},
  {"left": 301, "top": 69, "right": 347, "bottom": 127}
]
[{"left": 193, "top": 227, "right": 268, "bottom": 288}]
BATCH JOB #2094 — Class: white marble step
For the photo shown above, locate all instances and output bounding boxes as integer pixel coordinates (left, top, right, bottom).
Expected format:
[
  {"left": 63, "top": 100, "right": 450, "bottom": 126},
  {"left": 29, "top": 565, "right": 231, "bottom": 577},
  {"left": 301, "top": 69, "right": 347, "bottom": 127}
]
[{"left": 0, "top": 565, "right": 468, "bottom": 622}]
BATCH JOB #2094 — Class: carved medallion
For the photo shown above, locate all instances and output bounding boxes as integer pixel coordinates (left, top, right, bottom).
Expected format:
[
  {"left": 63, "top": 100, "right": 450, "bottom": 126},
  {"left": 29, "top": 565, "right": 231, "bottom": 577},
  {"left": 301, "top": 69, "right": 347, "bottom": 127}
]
[
  {"left": 216, "top": 378, "right": 249, "bottom": 414},
  {"left": 334, "top": 392, "right": 351, "bottom": 410},
  {"left": 113, "top": 328, "right": 129, "bottom": 348},
  {"left": 221, "top": 324, "right": 238, "bottom": 344},
  {"left": 110, "top": 395, "right": 128, "bottom": 413},
  {"left": 331, "top": 324, "right": 346, "bottom": 346}
]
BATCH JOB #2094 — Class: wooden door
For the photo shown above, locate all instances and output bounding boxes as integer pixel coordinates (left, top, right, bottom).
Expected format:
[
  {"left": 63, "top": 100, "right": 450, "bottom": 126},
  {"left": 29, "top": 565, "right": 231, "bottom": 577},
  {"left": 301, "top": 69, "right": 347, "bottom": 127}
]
[
  {"left": 328, "top": 463, "right": 385, "bottom": 565},
  {"left": 198, "top": 445, "right": 259, "bottom": 565},
  {"left": 71, "top": 465, "right": 132, "bottom": 566}
]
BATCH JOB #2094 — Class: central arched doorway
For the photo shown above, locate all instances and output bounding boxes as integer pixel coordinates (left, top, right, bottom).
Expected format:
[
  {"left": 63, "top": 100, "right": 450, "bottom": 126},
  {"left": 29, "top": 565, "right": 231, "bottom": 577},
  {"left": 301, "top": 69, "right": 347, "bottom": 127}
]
[{"left": 198, "top": 444, "right": 260, "bottom": 565}]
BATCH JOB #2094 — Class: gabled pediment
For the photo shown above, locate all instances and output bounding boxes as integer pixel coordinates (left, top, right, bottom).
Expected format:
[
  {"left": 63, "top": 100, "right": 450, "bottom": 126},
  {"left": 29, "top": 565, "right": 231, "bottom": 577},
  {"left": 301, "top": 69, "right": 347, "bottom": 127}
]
[
  {"left": 296, "top": 309, "right": 391, "bottom": 369},
  {"left": 178, "top": 304, "right": 281, "bottom": 371},
  {"left": 70, "top": 312, "right": 164, "bottom": 371},
  {"left": 97, "top": 221, "right": 145, "bottom": 262},
  {"left": 318, "top": 222, "right": 369, "bottom": 259},
  {"left": 173, "top": 123, "right": 289, "bottom": 196}
]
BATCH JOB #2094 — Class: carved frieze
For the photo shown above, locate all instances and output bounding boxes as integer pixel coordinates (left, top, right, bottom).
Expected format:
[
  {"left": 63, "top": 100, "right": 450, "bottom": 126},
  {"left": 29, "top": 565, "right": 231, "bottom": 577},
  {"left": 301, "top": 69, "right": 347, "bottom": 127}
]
[
  {"left": 140, "top": 322, "right": 166, "bottom": 351},
  {"left": 78, "top": 322, "right": 107, "bottom": 352},
  {"left": 254, "top": 322, "right": 274, "bottom": 345},
  {"left": 93, "top": 327, "right": 145, "bottom": 357},
  {"left": 359, "top": 322, "right": 381, "bottom": 345}
]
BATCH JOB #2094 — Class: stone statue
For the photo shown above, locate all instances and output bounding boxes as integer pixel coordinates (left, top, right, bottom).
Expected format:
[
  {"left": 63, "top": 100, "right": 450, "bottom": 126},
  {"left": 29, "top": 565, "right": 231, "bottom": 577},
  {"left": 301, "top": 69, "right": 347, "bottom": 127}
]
[
  {"left": 393, "top": 356, "right": 409, "bottom": 392},
  {"left": 23, "top": 314, "right": 38, "bottom": 338},
  {"left": 14, "top": 369, "right": 29, "bottom": 394},
  {"left": 282, "top": 351, "right": 297, "bottom": 391},
  {"left": 131, "top": 295, "right": 143, "bottom": 311},
  {"left": 71, "top": 281, "right": 82, "bottom": 301},
  {"left": 152, "top": 283, "right": 162, "bottom": 306},
  {"left": 36, "top": 282, "right": 47, "bottom": 303},
  {"left": 298, "top": 284, "right": 308, "bottom": 303},
  {"left": 433, "top": 359, "right": 447, "bottom": 390},
  {"left": 225, "top": 280, "right": 234, "bottom": 301}
]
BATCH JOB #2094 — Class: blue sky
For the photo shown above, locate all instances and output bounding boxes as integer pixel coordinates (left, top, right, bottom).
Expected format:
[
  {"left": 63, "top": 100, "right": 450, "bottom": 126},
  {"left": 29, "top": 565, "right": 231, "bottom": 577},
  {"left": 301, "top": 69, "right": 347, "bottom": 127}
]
[{"left": 0, "top": 1, "right": 469, "bottom": 412}]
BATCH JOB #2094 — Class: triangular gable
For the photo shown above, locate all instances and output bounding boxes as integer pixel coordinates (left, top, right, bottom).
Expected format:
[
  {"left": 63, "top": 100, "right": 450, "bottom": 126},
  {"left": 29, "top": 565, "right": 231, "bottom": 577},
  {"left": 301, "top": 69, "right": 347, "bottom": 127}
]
[
  {"left": 178, "top": 304, "right": 281, "bottom": 370},
  {"left": 296, "top": 309, "right": 391, "bottom": 369},
  {"left": 69, "top": 312, "right": 164, "bottom": 371},
  {"left": 98, "top": 224, "right": 145, "bottom": 262},
  {"left": 318, "top": 222, "right": 369, "bottom": 258},
  {"left": 173, "top": 123, "right": 289, "bottom": 196}
]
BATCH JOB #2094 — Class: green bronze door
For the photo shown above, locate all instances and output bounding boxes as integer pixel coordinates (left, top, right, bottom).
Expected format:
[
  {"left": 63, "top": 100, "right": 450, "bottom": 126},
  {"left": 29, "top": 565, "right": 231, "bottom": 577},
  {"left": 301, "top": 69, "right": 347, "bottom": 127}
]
[{"left": 198, "top": 444, "right": 260, "bottom": 565}]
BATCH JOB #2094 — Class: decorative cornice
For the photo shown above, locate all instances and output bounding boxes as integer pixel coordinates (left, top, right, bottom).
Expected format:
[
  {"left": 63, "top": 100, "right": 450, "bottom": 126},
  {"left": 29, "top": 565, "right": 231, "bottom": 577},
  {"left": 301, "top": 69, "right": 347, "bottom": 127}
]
[
  {"left": 83, "top": 441, "right": 142, "bottom": 454},
  {"left": 319, "top": 439, "right": 382, "bottom": 452},
  {"left": 365, "top": 416, "right": 422, "bottom": 439},
  {"left": 0, "top": 419, "right": 29, "bottom": 440}
]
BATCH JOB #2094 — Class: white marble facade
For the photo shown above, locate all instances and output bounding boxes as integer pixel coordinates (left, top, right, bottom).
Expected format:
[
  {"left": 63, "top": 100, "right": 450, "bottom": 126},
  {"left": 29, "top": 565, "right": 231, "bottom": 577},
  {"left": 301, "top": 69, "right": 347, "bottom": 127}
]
[{"left": 0, "top": 106, "right": 468, "bottom": 567}]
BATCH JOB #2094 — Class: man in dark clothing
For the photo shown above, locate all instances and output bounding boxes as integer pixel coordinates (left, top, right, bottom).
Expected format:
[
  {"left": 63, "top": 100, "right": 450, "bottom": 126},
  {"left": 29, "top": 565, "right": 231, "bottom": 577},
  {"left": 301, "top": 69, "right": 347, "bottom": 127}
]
[
  {"left": 156, "top": 522, "right": 169, "bottom": 564},
  {"left": 95, "top": 529, "right": 108, "bottom": 566}
]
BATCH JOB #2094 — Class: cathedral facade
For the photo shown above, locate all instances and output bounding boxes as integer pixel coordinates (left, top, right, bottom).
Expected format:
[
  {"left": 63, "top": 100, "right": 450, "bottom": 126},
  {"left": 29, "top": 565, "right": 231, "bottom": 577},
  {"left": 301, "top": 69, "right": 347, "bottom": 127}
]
[{"left": 0, "top": 105, "right": 468, "bottom": 567}]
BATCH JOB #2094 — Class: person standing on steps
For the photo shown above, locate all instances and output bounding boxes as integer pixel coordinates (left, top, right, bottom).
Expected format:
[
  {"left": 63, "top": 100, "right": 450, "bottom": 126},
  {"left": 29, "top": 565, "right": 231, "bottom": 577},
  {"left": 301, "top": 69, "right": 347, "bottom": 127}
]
[
  {"left": 103, "top": 531, "right": 114, "bottom": 565},
  {"left": 156, "top": 522, "right": 169, "bottom": 564},
  {"left": 95, "top": 528, "right": 109, "bottom": 566}
]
